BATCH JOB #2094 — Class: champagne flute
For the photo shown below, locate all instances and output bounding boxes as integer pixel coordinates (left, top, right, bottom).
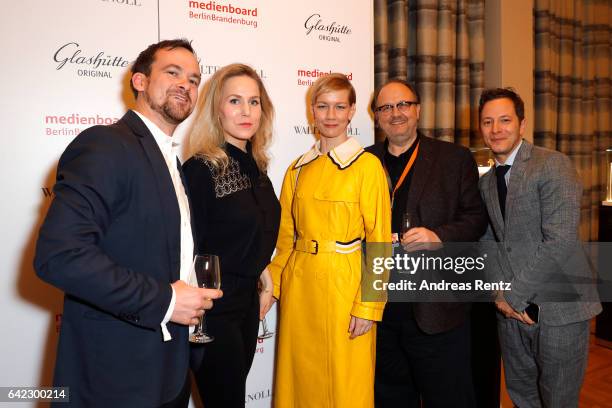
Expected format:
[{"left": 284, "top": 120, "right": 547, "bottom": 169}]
[
  {"left": 189, "top": 254, "right": 221, "bottom": 344},
  {"left": 401, "top": 212, "right": 416, "bottom": 236},
  {"left": 258, "top": 316, "right": 274, "bottom": 340}
]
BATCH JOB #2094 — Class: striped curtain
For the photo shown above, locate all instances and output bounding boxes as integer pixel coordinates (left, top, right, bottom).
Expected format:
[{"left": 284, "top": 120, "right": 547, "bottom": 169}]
[
  {"left": 373, "top": 0, "right": 485, "bottom": 147},
  {"left": 534, "top": 0, "right": 612, "bottom": 240}
]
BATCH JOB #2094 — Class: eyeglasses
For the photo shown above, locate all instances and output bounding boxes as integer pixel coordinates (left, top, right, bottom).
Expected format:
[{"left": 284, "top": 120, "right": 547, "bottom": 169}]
[{"left": 374, "top": 100, "right": 419, "bottom": 115}]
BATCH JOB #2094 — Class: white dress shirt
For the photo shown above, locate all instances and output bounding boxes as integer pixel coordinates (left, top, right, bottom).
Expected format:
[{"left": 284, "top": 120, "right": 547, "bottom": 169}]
[{"left": 134, "top": 110, "right": 194, "bottom": 341}]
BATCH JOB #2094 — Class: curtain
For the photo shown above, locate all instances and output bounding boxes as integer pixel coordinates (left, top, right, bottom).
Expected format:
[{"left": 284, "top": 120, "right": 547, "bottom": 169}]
[
  {"left": 534, "top": 0, "right": 612, "bottom": 240},
  {"left": 373, "top": 0, "right": 485, "bottom": 147}
]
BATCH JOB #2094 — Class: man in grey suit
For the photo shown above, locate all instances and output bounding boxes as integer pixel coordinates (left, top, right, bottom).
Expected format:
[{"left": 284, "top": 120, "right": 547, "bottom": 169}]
[{"left": 478, "top": 88, "right": 601, "bottom": 407}]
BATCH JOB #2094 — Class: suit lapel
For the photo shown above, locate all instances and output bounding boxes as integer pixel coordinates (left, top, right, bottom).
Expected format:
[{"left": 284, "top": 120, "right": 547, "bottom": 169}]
[
  {"left": 369, "top": 141, "right": 386, "bottom": 162},
  {"left": 485, "top": 170, "right": 505, "bottom": 239},
  {"left": 122, "top": 110, "right": 181, "bottom": 281},
  {"left": 406, "top": 136, "right": 435, "bottom": 218},
  {"left": 504, "top": 141, "right": 531, "bottom": 232},
  {"left": 176, "top": 157, "right": 197, "bottom": 251}
]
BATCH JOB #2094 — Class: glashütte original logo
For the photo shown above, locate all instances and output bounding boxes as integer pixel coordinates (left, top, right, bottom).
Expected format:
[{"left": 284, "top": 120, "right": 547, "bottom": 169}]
[
  {"left": 304, "top": 13, "right": 352, "bottom": 43},
  {"left": 53, "top": 42, "right": 130, "bottom": 79},
  {"left": 100, "top": 0, "right": 142, "bottom": 6},
  {"left": 188, "top": 1, "right": 258, "bottom": 29}
]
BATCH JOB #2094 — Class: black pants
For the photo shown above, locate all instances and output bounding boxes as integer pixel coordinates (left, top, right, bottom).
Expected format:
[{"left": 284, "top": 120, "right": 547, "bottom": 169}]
[
  {"left": 375, "top": 315, "right": 475, "bottom": 408},
  {"left": 470, "top": 303, "right": 501, "bottom": 408},
  {"left": 193, "top": 275, "right": 260, "bottom": 408},
  {"left": 159, "top": 374, "right": 191, "bottom": 408}
]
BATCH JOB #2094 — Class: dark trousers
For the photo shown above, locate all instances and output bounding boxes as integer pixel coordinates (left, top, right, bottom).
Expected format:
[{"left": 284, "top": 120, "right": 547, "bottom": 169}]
[
  {"left": 471, "top": 303, "right": 501, "bottom": 408},
  {"left": 193, "top": 276, "right": 260, "bottom": 408},
  {"left": 159, "top": 374, "right": 191, "bottom": 408},
  {"left": 375, "top": 314, "right": 475, "bottom": 408}
]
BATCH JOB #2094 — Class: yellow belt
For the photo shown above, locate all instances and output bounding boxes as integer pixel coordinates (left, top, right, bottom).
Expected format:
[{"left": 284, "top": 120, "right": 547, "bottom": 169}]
[{"left": 294, "top": 237, "right": 361, "bottom": 255}]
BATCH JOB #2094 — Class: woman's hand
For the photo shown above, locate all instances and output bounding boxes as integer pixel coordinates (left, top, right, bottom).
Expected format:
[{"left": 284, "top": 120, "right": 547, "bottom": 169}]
[
  {"left": 348, "top": 316, "right": 373, "bottom": 339},
  {"left": 259, "top": 268, "right": 276, "bottom": 319}
]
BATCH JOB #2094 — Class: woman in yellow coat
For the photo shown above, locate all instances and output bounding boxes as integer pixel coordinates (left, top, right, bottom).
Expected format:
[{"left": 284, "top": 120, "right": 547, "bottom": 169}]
[{"left": 267, "top": 74, "right": 391, "bottom": 407}]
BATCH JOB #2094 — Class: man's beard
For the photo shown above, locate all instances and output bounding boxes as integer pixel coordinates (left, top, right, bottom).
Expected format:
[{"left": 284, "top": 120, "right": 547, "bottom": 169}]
[{"left": 146, "top": 92, "right": 193, "bottom": 125}]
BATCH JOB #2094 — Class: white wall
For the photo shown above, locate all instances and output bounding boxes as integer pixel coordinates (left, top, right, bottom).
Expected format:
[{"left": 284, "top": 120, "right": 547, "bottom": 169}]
[{"left": 0, "top": 1, "right": 374, "bottom": 406}]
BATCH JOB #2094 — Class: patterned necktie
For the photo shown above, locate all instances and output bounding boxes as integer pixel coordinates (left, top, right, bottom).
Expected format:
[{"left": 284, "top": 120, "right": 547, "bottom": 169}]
[{"left": 496, "top": 165, "right": 511, "bottom": 219}]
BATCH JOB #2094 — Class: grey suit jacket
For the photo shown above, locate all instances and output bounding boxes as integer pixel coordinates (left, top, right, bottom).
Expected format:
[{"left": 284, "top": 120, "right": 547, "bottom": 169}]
[{"left": 479, "top": 140, "right": 601, "bottom": 326}]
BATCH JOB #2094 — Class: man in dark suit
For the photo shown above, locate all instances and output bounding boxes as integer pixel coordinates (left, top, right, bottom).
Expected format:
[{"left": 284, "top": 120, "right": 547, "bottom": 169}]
[
  {"left": 367, "top": 79, "right": 488, "bottom": 407},
  {"left": 34, "top": 39, "right": 222, "bottom": 407},
  {"left": 478, "top": 88, "right": 601, "bottom": 407}
]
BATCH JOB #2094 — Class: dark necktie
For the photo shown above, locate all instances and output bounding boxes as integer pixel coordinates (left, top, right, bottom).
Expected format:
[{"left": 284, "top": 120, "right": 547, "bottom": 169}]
[{"left": 496, "top": 165, "right": 511, "bottom": 219}]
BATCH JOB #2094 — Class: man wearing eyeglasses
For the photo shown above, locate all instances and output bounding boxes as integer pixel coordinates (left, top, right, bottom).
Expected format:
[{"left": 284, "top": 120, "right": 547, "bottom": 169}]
[{"left": 366, "top": 79, "right": 488, "bottom": 407}]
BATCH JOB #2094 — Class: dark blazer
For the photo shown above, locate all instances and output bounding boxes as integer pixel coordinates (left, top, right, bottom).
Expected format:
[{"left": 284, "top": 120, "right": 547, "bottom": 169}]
[
  {"left": 34, "top": 110, "right": 190, "bottom": 407},
  {"left": 367, "top": 134, "right": 488, "bottom": 334}
]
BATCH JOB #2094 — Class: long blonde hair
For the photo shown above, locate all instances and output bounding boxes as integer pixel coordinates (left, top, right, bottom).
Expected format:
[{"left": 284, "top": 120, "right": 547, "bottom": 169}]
[{"left": 187, "top": 63, "right": 274, "bottom": 172}]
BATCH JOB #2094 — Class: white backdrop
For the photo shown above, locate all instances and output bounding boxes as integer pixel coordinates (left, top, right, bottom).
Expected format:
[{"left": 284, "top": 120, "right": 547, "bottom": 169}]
[{"left": 1, "top": 1, "right": 373, "bottom": 406}]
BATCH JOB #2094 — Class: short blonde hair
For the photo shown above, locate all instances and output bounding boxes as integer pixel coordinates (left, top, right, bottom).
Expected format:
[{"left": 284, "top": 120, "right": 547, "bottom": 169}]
[
  {"left": 187, "top": 63, "right": 274, "bottom": 172},
  {"left": 310, "top": 73, "right": 356, "bottom": 106}
]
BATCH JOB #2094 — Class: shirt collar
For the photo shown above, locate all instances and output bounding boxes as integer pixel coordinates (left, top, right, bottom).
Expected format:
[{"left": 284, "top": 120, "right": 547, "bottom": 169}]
[
  {"left": 294, "top": 137, "right": 364, "bottom": 170},
  {"left": 384, "top": 133, "right": 420, "bottom": 160},
  {"left": 226, "top": 141, "right": 259, "bottom": 177},
  {"left": 495, "top": 139, "right": 523, "bottom": 167},
  {"left": 132, "top": 110, "right": 179, "bottom": 155},
  {"left": 225, "top": 140, "right": 250, "bottom": 157}
]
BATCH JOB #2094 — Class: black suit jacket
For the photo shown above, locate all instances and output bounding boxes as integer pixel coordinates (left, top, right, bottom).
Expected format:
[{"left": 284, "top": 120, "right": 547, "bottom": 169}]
[
  {"left": 34, "top": 110, "right": 190, "bottom": 407},
  {"left": 366, "top": 135, "right": 487, "bottom": 334}
]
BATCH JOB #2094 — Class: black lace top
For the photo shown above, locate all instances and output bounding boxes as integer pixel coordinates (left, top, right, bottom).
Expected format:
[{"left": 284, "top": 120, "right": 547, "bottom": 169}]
[{"left": 183, "top": 142, "right": 280, "bottom": 280}]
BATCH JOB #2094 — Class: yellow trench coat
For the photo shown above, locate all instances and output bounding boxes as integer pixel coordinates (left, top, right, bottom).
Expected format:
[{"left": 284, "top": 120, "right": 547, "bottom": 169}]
[{"left": 268, "top": 138, "right": 391, "bottom": 408}]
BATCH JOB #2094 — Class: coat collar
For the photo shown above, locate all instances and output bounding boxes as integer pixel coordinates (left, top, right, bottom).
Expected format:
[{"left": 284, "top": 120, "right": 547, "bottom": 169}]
[
  {"left": 504, "top": 139, "right": 532, "bottom": 225},
  {"left": 485, "top": 168, "right": 505, "bottom": 238},
  {"left": 404, "top": 134, "right": 436, "bottom": 215},
  {"left": 119, "top": 110, "right": 183, "bottom": 281},
  {"left": 484, "top": 139, "right": 532, "bottom": 237},
  {"left": 366, "top": 133, "right": 436, "bottom": 215},
  {"left": 121, "top": 109, "right": 155, "bottom": 139},
  {"left": 294, "top": 137, "right": 364, "bottom": 170}
]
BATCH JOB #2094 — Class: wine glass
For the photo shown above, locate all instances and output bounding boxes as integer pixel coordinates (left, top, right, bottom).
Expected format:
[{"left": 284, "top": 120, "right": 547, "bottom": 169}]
[
  {"left": 401, "top": 212, "right": 416, "bottom": 236},
  {"left": 258, "top": 316, "right": 274, "bottom": 340},
  {"left": 189, "top": 254, "right": 221, "bottom": 344}
]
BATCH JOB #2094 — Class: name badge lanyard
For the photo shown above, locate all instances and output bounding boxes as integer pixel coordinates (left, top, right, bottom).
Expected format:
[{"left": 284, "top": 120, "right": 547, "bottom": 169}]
[{"left": 383, "top": 142, "right": 420, "bottom": 210}]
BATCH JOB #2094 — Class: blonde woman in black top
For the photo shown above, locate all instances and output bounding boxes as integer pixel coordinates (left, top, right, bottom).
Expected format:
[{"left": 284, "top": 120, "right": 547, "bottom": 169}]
[{"left": 183, "top": 63, "right": 280, "bottom": 408}]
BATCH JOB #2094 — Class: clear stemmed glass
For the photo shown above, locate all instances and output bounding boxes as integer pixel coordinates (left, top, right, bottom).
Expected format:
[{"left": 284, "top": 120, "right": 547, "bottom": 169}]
[
  {"left": 189, "top": 254, "right": 221, "bottom": 344},
  {"left": 258, "top": 316, "right": 274, "bottom": 340},
  {"left": 401, "top": 212, "right": 415, "bottom": 236}
]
